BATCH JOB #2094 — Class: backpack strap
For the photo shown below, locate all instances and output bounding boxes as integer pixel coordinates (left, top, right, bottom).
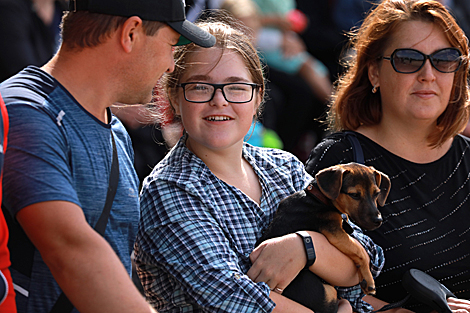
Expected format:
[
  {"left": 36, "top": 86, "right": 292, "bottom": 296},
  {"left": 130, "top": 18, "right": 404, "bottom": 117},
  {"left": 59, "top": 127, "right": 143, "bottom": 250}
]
[
  {"left": 50, "top": 131, "right": 120, "bottom": 313},
  {"left": 344, "top": 131, "right": 365, "bottom": 164}
]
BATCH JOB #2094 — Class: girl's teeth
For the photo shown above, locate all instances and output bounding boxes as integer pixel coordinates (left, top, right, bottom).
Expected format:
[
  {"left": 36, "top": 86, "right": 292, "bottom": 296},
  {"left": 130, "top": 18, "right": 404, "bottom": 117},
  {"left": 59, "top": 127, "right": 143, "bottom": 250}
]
[{"left": 207, "top": 116, "right": 230, "bottom": 121}]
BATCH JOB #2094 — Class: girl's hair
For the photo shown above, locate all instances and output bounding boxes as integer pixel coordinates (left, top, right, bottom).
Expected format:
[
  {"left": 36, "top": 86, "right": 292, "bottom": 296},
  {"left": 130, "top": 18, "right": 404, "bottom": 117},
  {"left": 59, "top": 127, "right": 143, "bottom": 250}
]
[
  {"left": 329, "top": 0, "right": 469, "bottom": 147},
  {"left": 61, "top": 11, "right": 165, "bottom": 50},
  {"left": 154, "top": 13, "right": 265, "bottom": 125}
]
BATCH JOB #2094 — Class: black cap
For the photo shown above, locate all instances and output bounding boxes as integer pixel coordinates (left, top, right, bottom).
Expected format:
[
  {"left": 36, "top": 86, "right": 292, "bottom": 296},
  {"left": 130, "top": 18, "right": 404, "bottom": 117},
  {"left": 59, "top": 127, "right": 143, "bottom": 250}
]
[{"left": 68, "top": 0, "right": 216, "bottom": 48}]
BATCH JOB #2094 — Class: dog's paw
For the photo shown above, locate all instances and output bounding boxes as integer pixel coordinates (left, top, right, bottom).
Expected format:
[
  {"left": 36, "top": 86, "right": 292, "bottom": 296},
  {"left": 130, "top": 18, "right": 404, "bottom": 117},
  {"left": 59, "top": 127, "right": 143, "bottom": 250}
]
[{"left": 360, "top": 279, "right": 376, "bottom": 295}]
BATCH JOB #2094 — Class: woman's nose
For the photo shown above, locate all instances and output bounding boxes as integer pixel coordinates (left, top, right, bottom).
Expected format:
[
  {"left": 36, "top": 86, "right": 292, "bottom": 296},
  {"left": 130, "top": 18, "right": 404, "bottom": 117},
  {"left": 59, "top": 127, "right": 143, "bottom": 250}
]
[{"left": 418, "top": 59, "right": 437, "bottom": 82}]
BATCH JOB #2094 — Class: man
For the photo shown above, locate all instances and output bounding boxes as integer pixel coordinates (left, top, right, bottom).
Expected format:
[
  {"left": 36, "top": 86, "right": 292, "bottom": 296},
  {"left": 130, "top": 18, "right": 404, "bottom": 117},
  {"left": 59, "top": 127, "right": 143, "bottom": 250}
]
[{"left": 0, "top": 0, "right": 215, "bottom": 312}]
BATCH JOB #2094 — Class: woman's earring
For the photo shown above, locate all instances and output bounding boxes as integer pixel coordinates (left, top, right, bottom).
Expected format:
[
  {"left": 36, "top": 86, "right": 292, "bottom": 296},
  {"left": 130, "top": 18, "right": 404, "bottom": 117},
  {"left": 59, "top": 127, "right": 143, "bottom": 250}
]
[{"left": 372, "top": 85, "right": 379, "bottom": 94}]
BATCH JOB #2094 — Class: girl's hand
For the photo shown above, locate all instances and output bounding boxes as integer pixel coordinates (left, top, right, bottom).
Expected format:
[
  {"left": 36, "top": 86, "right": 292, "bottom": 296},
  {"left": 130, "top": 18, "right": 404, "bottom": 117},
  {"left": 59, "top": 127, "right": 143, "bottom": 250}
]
[{"left": 248, "top": 233, "right": 305, "bottom": 292}]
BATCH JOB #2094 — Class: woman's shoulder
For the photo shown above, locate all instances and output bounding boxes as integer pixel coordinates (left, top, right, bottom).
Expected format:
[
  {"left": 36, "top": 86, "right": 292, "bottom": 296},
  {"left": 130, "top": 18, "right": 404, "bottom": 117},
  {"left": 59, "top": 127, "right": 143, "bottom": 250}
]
[
  {"left": 449, "top": 134, "right": 470, "bottom": 160},
  {"left": 305, "top": 131, "right": 357, "bottom": 175},
  {"left": 455, "top": 133, "right": 470, "bottom": 145}
]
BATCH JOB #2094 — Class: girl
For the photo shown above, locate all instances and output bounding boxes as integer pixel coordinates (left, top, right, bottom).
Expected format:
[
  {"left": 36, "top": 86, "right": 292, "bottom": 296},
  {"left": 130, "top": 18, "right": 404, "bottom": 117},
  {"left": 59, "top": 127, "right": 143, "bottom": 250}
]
[{"left": 135, "top": 18, "right": 382, "bottom": 313}]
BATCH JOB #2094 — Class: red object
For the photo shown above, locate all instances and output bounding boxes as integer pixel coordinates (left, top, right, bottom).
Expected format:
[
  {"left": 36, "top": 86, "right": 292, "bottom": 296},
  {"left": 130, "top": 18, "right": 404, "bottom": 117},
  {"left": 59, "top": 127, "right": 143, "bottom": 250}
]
[
  {"left": 287, "top": 9, "right": 309, "bottom": 33},
  {"left": 0, "top": 93, "right": 17, "bottom": 312}
]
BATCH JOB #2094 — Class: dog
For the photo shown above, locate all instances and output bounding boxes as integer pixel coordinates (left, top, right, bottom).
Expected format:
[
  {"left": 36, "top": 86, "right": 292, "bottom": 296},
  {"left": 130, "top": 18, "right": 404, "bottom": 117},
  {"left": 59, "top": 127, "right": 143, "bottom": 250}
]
[{"left": 256, "top": 162, "right": 391, "bottom": 313}]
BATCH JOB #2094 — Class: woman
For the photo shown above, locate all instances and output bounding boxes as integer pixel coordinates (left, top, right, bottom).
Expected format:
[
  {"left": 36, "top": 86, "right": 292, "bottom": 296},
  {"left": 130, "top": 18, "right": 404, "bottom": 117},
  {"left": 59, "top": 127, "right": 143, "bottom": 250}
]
[
  {"left": 134, "top": 18, "right": 383, "bottom": 312},
  {"left": 306, "top": 0, "right": 470, "bottom": 312}
]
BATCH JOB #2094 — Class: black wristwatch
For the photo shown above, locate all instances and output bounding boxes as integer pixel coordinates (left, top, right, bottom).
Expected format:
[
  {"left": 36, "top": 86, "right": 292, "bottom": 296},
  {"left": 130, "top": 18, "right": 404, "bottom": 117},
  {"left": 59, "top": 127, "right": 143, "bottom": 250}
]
[{"left": 295, "top": 231, "right": 316, "bottom": 269}]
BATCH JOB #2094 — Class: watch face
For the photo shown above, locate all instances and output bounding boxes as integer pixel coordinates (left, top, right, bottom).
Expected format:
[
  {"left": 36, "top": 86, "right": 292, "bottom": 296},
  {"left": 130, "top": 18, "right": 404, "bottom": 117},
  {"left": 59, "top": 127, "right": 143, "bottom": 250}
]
[{"left": 296, "top": 231, "right": 316, "bottom": 267}]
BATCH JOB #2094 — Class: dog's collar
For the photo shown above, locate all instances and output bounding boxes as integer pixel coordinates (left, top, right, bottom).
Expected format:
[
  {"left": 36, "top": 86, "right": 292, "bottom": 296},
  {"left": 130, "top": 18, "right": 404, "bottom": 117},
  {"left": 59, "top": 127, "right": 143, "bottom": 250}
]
[
  {"left": 305, "top": 182, "right": 330, "bottom": 205},
  {"left": 341, "top": 214, "right": 355, "bottom": 235},
  {"left": 306, "top": 182, "right": 355, "bottom": 235}
]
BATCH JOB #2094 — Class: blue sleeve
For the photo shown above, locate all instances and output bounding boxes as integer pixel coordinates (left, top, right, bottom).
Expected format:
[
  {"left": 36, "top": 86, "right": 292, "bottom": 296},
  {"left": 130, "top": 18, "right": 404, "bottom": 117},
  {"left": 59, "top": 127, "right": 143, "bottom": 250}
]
[
  {"left": 3, "top": 102, "right": 79, "bottom": 216},
  {"left": 135, "top": 179, "right": 275, "bottom": 313}
]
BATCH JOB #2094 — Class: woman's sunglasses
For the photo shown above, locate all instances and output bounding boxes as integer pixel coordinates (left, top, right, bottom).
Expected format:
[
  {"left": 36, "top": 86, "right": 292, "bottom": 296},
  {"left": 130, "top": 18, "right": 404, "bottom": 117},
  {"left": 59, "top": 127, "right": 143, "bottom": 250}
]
[{"left": 380, "top": 48, "right": 462, "bottom": 74}]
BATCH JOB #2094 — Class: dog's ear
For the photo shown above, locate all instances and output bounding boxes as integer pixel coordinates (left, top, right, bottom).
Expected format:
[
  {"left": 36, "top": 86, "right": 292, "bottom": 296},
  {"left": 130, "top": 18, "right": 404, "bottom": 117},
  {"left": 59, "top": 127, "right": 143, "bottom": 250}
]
[
  {"left": 316, "top": 166, "right": 346, "bottom": 200},
  {"left": 375, "top": 170, "right": 391, "bottom": 206}
]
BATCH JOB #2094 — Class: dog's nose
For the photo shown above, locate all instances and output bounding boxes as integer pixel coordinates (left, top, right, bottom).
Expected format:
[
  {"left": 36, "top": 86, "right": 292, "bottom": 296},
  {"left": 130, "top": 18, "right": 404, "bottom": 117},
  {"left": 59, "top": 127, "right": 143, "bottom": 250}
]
[{"left": 372, "top": 215, "right": 383, "bottom": 227}]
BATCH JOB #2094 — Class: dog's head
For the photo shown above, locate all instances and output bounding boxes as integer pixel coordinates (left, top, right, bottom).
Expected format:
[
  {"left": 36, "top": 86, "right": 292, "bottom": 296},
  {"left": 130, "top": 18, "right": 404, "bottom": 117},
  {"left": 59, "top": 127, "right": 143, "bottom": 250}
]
[{"left": 315, "top": 162, "right": 391, "bottom": 230}]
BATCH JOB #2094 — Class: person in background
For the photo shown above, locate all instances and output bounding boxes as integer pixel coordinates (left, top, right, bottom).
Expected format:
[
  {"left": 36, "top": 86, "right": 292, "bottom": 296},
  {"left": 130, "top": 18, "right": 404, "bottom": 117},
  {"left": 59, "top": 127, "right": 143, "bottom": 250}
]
[
  {"left": 250, "top": 0, "right": 332, "bottom": 103},
  {"left": 0, "top": 0, "right": 67, "bottom": 82},
  {"left": 134, "top": 16, "right": 384, "bottom": 313},
  {"left": 220, "top": 0, "right": 330, "bottom": 161},
  {"left": 438, "top": 0, "right": 470, "bottom": 36},
  {"left": 0, "top": 0, "right": 215, "bottom": 312},
  {"left": 0, "top": 93, "right": 16, "bottom": 313},
  {"left": 305, "top": 0, "right": 470, "bottom": 312},
  {"left": 436, "top": 0, "right": 470, "bottom": 137}
]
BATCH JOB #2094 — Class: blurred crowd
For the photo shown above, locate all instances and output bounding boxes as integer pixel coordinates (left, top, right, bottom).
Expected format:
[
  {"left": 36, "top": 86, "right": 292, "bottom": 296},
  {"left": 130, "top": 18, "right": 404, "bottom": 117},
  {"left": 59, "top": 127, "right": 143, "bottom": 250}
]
[{"left": 1, "top": 0, "right": 470, "bottom": 180}]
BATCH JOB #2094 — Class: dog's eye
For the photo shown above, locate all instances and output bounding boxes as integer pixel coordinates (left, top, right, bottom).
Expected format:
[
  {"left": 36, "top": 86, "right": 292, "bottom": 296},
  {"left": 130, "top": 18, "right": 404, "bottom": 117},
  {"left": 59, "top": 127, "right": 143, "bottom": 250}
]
[{"left": 347, "top": 192, "right": 361, "bottom": 200}]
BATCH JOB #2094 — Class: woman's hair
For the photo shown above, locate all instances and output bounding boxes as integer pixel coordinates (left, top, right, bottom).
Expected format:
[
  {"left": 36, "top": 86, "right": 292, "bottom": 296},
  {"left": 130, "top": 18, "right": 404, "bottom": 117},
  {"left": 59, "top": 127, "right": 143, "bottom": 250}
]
[
  {"left": 60, "top": 11, "right": 165, "bottom": 50},
  {"left": 156, "top": 14, "right": 265, "bottom": 125},
  {"left": 329, "top": 0, "right": 469, "bottom": 147}
]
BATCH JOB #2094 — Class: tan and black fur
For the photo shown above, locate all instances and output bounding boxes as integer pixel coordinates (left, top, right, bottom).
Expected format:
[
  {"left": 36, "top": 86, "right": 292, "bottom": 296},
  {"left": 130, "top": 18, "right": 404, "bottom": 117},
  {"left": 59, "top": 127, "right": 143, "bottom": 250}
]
[{"left": 256, "top": 162, "right": 391, "bottom": 313}]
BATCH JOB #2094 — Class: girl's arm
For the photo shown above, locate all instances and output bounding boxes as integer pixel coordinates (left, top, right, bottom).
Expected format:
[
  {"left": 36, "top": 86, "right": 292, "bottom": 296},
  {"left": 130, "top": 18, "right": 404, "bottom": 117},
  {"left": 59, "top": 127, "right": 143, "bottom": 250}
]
[{"left": 248, "top": 232, "right": 361, "bottom": 291}]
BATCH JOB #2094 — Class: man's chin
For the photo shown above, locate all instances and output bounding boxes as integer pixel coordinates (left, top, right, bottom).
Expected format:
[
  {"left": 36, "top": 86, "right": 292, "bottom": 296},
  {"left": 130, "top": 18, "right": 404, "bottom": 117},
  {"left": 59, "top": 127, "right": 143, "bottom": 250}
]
[{"left": 120, "top": 95, "right": 152, "bottom": 106}]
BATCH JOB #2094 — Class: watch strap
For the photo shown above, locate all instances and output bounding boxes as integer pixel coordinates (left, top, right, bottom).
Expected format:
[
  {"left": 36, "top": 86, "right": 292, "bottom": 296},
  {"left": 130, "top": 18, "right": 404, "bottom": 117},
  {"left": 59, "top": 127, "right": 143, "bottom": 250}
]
[{"left": 295, "top": 231, "right": 316, "bottom": 269}]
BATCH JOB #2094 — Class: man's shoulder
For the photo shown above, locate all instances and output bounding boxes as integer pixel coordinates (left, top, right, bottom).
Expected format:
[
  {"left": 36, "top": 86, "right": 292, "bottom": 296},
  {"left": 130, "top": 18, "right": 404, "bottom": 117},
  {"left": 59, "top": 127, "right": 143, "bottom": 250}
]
[{"left": 0, "top": 66, "right": 58, "bottom": 107}]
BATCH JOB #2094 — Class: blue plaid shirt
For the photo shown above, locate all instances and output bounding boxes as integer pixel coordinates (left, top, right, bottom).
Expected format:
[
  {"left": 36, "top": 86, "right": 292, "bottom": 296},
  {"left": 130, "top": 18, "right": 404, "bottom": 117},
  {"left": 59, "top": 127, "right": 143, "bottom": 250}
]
[{"left": 134, "top": 137, "right": 383, "bottom": 312}]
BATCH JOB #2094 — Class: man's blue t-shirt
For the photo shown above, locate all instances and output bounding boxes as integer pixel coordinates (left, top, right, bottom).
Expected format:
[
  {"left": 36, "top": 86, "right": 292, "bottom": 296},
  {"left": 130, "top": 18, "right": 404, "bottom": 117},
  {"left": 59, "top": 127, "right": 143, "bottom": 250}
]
[{"left": 0, "top": 66, "right": 140, "bottom": 312}]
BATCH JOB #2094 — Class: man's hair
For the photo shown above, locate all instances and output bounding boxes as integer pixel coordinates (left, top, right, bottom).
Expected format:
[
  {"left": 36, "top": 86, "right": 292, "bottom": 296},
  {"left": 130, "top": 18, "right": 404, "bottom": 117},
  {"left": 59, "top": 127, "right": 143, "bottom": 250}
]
[
  {"left": 329, "top": 0, "right": 469, "bottom": 147},
  {"left": 60, "top": 11, "right": 166, "bottom": 49}
]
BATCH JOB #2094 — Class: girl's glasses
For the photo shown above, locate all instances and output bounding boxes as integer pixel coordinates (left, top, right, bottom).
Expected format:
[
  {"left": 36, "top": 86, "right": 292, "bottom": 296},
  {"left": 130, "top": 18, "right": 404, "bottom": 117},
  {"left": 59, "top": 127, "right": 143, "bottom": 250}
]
[
  {"left": 177, "top": 82, "right": 261, "bottom": 103},
  {"left": 380, "top": 48, "right": 462, "bottom": 74}
]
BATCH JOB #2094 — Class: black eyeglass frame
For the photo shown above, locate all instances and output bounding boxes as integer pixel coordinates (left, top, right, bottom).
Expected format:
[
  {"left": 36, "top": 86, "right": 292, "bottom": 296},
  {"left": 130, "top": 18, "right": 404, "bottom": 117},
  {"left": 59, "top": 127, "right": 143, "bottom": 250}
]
[
  {"left": 380, "top": 47, "right": 462, "bottom": 74},
  {"left": 176, "top": 82, "right": 262, "bottom": 103}
]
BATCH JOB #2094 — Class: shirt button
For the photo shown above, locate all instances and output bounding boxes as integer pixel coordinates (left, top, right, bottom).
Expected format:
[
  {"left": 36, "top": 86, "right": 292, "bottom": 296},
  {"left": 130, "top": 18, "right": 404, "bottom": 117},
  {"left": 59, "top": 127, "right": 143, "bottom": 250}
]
[{"left": 234, "top": 273, "right": 241, "bottom": 279}]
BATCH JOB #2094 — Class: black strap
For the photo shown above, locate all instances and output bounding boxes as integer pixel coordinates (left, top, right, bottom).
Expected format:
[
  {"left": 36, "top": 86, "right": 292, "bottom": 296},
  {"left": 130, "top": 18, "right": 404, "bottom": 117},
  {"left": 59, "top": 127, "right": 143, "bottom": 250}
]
[
  {"left": 373, "top": 294, "right": 412, "bottom": 313},
  {"left": 50, "top": 132, "right": 119, "bottom": 313},
  {"left": 344, "top": 131, "right": 365, "bottom": 164},
  {"left": 93, "top": 132, "right": 120, "bottom": 236}
]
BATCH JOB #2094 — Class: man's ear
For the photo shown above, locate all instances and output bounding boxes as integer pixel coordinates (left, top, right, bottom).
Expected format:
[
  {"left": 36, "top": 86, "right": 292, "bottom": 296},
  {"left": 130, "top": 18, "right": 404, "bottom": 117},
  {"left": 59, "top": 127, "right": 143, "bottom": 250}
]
[
  {"left": 120, "top": 16, "right": 144, "bottom": 53},
  {"left": 368, "top": 61, "right": 380, "bottom": 88}
]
